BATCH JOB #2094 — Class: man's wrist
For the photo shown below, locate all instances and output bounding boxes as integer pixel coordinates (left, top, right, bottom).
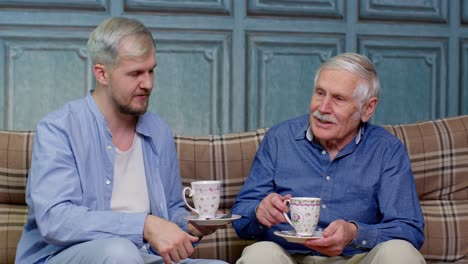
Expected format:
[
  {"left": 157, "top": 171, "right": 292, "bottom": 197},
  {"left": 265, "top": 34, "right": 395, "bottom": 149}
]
[{"left": 347, "top": 221, "right": 359, "bottom": 246}]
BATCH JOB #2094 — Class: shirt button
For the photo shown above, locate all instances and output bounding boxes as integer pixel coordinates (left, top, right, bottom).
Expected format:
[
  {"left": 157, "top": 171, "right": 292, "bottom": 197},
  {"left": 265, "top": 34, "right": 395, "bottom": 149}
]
[
  {"left": 105, "top": 179, "right": 111, "bottom": 185},
  {"left": 106, "top": 145, "right": 112, "bottom": 150},
  {"left": 362, "top": 240, "right": 367, "bottom": 245},
  {"left": 321, "top": 150, "right": 326, "bottom": 155},
  {"left": 322, "top": 204, "right": 327, "bottom": 209},
  {"left": 326, "top": 176, "right": 331, "bottom": 181}
]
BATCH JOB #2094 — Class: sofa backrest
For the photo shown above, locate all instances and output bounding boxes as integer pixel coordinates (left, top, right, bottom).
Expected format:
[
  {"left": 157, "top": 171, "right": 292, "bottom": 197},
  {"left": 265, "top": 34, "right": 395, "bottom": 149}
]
[
  {"left": 383, "top": 116, "right": 468, "bottom": 201},
  {"left": 0, "top": 116, "right": 467, "bottom": 263}
]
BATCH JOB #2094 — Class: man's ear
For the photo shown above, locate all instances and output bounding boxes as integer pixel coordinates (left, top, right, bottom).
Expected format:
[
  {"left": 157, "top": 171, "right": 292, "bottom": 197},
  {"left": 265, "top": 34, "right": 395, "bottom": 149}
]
[
  {"left": 361, "top": 97, "right": 378, "bottom": 123},
  {"left": 93, "top": 64, "right": 109, "bottom": 86}
]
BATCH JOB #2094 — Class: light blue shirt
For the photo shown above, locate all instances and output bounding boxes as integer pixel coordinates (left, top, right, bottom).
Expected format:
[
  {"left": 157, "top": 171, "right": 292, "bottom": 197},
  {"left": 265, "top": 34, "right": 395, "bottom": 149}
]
[
  {"left": 16, "top": 92, "right": 190, "bottom": 264},
  {"left": 232, "top": 114, "right": 424, "bottom": 256}
]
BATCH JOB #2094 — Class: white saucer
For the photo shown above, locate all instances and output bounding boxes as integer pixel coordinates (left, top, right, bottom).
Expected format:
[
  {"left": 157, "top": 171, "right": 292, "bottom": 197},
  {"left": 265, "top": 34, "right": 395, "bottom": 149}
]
[
  {"left": 274, "top": 230, "right": 323, "bottom": 243},
  {"left": 185, "top": 214, "right": 241, "bottom": 226}
]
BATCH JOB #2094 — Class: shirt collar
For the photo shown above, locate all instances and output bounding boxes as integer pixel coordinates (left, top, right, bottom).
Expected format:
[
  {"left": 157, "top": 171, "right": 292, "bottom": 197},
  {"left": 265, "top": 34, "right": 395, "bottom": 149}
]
[{"left": 304, "top": 123, "right": 366, "bottom": 145}]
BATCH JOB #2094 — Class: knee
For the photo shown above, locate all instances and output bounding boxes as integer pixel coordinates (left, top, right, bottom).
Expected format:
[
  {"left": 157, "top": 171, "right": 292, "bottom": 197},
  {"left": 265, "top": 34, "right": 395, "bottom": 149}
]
[
  {"left": 245, "top": 241, "right": 282, "bottom": 252},
  {"left": 379, "top": 239, "right": 416, "bottom": 252},
  {"left": 100, "top": 238, "right": 143, "bottom": 263},
  {"left": 237, "top": 241, "right": 294, "bottom": 264},
  {"left": 373, "top": 239, "right": 424, "bottom": 263}
]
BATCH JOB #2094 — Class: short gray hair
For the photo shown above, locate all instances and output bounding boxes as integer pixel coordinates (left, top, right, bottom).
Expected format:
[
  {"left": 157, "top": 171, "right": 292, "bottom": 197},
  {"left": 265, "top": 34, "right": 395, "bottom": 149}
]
[
  {"left": 314, "top": 53, "right": 380, "bottom": 109},
  {"left": 87, "top": 17, "right": 154, "bottom": 67}
]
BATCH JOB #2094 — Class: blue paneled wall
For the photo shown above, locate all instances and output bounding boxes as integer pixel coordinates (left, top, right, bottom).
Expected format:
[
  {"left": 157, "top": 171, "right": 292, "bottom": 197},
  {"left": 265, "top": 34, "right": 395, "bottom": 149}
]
[{"left": 0, "top": 0, "right": 466, "bottom": 135}]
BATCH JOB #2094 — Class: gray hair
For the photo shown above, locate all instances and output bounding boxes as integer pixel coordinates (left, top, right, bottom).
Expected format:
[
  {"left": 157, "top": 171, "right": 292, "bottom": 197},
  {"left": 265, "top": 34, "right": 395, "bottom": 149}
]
[
  {"left": 314, "top": 53, "right": 380, "bottom": 109},
  {"left": 87, "top": 17, "right": 154, "bottom": 67}
]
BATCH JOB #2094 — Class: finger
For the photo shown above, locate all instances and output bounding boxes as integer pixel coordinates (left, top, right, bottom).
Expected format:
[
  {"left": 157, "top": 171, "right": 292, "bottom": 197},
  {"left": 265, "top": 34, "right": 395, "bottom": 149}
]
[
  {"left": 258, "top": 214, "right": 275, "bottom": 227},
  {"left": 161, "top": 252, "right": 172, "bottom": 264},
  {"left": 183, "top": 238, "right": 195, "bottom": 256},
  {"left": 177, "top": 245, "right": 189, "bottom": 260},
  {"left": 271, "top": 195, "right": 289, "bottom": 212},
  {"left": 323, "top": 221, "right": 340, "bottom": 237},
  {"left": 169, "top": 248, "right": 181, "bottom": 264},
  {"left": 187, "top": 233, "right": 200, "bottom": 243}
]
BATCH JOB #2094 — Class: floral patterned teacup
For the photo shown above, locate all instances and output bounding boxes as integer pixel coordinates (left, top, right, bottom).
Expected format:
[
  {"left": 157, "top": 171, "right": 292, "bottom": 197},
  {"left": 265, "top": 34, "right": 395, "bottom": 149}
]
[
  {"left": 182, "top": 181, "right": 221, "bottom": 219},
  {"left": 283, "top": 197, "right": 321, "bottom": 236}
]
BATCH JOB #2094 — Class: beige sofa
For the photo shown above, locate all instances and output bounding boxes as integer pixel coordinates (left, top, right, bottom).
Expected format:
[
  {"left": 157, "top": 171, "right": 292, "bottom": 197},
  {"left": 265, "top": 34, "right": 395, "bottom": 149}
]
[{"left": 0, "top": 115, "right": 467, "bottom": 263}]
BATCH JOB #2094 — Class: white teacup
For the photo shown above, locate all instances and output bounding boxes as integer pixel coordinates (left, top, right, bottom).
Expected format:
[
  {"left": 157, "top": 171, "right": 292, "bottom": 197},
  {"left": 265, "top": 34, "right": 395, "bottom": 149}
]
[
  {"left": 283, "top": 197, "right": 321, "bottom": 236},
  {"left": 182, "top": 180, "right": 221, "bottom": 219}
]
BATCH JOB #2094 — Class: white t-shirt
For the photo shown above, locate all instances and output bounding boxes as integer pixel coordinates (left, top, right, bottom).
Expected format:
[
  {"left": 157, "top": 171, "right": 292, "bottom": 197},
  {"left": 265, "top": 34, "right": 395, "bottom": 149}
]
[{"left": 111, "top": 134, "right": 150, "bottom": 213}]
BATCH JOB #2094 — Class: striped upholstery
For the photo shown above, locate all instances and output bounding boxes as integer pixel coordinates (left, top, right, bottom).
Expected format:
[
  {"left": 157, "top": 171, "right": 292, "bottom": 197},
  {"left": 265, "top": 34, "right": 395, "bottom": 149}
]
[
  {"left": 0, "top": 116, "right": 467, "bottom": 263},
  {"left": 383, "top": 117, "right": 468, "bottom": 263},
  {"left": 0, "top": 131, "right": 33, "bottom": 264}
]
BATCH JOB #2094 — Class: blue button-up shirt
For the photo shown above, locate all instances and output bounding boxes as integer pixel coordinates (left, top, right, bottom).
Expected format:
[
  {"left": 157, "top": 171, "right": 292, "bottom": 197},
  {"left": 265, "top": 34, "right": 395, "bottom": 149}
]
[
  {"left": 16, "top": 92, "right": 189, "bottom": 264},
  {"left": 232, "top": 114, "right": 424, "bottom": 256}
]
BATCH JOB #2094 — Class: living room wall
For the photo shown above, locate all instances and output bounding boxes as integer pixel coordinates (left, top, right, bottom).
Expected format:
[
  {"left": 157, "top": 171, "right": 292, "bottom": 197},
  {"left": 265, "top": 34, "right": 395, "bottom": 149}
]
[{"left": 0, "top": 0, "right": 467, "bottom": 135}]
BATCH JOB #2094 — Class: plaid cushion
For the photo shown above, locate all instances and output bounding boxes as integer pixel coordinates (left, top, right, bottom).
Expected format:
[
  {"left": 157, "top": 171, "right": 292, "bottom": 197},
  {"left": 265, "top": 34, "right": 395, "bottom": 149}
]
[
  {"left": 175, "top": 129, "right": 267, "bottom": 262},
  {"left": 0, "top": 131, "right": 33, "bottom": 205},
  {"left": 383, "top": 116, "right": 468, "bottom": 201},
  {"left": 0, "top": 204, "right": 27, "bottom": 264},
  {"left": 1, "top": 115, "right": 468, "bottom": 263},
  {"left": 384, "top": 115, "right": 468, "bottom": 263}
]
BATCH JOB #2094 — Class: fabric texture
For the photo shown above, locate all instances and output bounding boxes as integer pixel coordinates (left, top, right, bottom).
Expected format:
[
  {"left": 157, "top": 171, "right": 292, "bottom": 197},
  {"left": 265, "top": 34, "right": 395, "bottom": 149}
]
[{"left": 0, "top": 116, "right": 467, "bottom": 263}]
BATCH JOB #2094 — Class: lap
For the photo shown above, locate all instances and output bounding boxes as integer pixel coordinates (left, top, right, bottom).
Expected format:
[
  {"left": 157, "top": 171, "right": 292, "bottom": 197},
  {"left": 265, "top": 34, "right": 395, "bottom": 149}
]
[
  {"left": 237, "top": 240, "right": 423, "bottom": 264},
  {"left": 47, "top": 238, "right": 227, "bottom": 264}
]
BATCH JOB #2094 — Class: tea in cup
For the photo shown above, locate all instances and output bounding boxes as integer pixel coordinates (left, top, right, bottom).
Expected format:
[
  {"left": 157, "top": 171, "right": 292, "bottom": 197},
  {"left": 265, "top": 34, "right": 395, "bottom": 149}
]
[
  {"left": 182, "top": 180, "right": 221, "bottom": 219},
  {"left": 283, "top": 197, "right": 321, "bottom": 236}
]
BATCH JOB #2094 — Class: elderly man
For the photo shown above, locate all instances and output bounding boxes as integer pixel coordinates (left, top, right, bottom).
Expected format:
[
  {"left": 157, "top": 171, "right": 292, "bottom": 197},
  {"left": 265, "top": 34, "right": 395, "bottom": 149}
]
[
  {"left": 232, "top": 53, "right": 425, "bottom": 264},
  {"left": 15, "top": 17, "right": 227, "bottom": 264}
]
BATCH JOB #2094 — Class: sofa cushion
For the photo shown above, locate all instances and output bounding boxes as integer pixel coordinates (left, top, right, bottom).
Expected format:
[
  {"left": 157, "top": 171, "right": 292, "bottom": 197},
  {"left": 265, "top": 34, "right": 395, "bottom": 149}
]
[
  {"left": 383, "top": 115, "right": 468, "bottom": 201},
  {"left": 384, "top": 115, "right": 468, "bottom": 263},
  {"left": 0, "top": 204, "right": 27, "bottom": 264},
  {"left": 0, "top": 116, "right": 467, "bottom": 263},
  {"left": 0, "top": 131, "right": 33, "bottom": 205},
  {"left": 175, "top": 129, "right": 267, "bottom": 261}
]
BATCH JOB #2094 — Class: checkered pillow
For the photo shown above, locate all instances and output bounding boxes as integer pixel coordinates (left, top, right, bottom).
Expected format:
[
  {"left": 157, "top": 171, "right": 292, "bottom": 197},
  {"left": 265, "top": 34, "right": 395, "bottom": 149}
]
[
  {"left": 0, "top": 131, "right": 33, "bottom": 264},
  {"left": 383, "top": 116, "right": 468, "bottom": 263},
  {"left": 175, "top": 129, "right": 267, "bottom": 261}
]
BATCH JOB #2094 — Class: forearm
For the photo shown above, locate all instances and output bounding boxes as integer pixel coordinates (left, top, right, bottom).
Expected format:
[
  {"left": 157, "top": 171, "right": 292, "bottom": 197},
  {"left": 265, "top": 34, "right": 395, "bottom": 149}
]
[{"left": 34, "top": 202, "right": 147, "bottom": 247}]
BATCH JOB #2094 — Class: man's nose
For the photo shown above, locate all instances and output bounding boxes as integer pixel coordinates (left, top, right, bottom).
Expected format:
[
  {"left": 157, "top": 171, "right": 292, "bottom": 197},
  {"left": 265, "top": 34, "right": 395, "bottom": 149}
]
[
  {"left": 318, "top": 97, "right": 331, "bottom": 113},
  {"left": 140, "top": 72, "right": 153, "bottom": 89}
]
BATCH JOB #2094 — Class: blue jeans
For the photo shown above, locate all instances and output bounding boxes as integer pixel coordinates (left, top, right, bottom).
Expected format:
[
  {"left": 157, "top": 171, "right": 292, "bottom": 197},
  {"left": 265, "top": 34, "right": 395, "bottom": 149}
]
[{"left": 47, "top": 238, "right": 228, "bottom": 264}]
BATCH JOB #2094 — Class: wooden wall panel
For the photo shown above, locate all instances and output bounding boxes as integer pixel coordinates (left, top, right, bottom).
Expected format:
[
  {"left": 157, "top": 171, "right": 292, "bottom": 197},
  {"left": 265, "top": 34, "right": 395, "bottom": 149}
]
[
  {"left": 0, "top": 0, "right": 466, "bottom": 135},
  {"left": 149, "top": 31, "right": 231, "bottom": 135},
  {"left": 2, "top": 39, "right": 90, "bottom": 130},
  {"left": 0, "top": 1, "right": 109, "bottom": 26},
  {"left": 0, "top": 0, "right": 108, "bottom": 10},
  {"left": 360, "top": 0, "right": 448, "bottom": 22},
  {"left": 246, "top": 33, "right": 344, "bottom": 130},
  {"left": 463, "top": 0, "right": 468, "bottom": 25},
  {"left": 462, "top": 39, "right": 468, "bottom": 115},
  {"left": 124, "top": 0, "right": 231, "bottom": 15},
  {"left": 247, "top": 0, "right": 344, "bottom": 18},
  {"left": 360, "top": 37, "right": 447, "bottom": 125}
]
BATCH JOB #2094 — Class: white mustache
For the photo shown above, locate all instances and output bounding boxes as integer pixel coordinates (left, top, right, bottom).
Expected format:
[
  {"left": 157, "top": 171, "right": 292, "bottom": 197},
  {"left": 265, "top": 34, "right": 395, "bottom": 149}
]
[{"left": 313, "top": 110, "right": 337, "bottom": 124}]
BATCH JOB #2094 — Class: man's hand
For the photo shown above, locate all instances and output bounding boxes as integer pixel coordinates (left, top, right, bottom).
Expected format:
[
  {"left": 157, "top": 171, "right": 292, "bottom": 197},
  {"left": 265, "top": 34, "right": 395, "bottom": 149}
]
[
  {"left": 303, "top": 219, "right": 357, "bottom": 256},
  {"left": 256, "top": 193, "right": 292, "bottom": 227},
  {"left": 143, "top": 215, "right": 199, "bottom": 264},
  {"left": 188, "top": 222, "right": 226, "bottom": 237}
]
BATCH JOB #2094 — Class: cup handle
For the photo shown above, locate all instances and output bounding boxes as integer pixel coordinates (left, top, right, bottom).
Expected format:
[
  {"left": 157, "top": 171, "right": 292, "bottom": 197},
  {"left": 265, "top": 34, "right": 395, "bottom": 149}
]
[
  {"left": 182, "top": 187, "right": 199, "bottom": 214},
  {"left": 283, "top": 199, "right": 294, "bottom": 226}
]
